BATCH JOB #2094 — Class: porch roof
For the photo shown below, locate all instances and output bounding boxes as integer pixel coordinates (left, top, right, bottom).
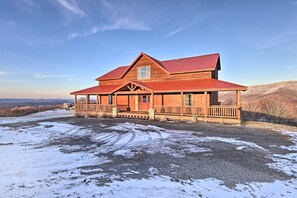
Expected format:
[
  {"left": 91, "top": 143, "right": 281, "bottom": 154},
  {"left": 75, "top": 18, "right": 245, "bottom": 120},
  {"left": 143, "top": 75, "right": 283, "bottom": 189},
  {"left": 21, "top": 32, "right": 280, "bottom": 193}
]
[
  {"left": 143, "top": 78, "right": 247, "bottom": 93},
  {"left": 70, "top": 84, "right": 121, "bottom": 95},
  {"left": 71, "top": 78, "right": 247, "bottom": 95}
]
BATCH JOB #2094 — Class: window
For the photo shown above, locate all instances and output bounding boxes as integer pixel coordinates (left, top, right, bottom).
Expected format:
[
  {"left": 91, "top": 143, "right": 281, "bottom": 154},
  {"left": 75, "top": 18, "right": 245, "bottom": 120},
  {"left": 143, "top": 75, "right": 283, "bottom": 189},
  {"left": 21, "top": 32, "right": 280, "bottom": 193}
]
[
  {"left": 184, "top": 94, "right": 193, "bottom": 106},
  {"left": 108, "top": 95, "right": 113, "bottom": 105},
  {"left": 142, "top": 95, "right": 147, "bottom": 103},
  {"left": 137, "top": 66, "right": 150, "bottom": 80}
]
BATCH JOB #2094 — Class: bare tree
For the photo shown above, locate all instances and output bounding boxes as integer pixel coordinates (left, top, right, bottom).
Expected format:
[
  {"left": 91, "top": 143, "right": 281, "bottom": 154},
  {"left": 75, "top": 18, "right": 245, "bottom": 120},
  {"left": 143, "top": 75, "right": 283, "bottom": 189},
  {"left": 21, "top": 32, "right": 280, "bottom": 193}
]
[
  {"left": 261, "top": 100, "right": 286, "bottom": 123},
  {"left": 244, "top": 102, "right": 260, "bottom": 121}
]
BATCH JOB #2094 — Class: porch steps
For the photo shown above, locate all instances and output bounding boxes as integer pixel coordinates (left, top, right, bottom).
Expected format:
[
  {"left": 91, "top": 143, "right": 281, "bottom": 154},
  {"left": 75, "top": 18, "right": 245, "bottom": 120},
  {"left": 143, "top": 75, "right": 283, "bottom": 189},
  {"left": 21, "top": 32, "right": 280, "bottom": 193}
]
[{"left": 116, "top": 113, "right": 149, "bottom": 120}]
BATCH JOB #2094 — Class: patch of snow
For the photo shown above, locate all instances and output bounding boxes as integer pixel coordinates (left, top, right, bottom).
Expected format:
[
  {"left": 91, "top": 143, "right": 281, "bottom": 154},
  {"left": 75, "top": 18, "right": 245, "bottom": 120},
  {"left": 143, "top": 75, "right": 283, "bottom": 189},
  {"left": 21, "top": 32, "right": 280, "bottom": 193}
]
[
  {"left": 236, "top": 146, "right": 246, "bottom": 150},
  {"left": 268, "top": 130, "right": 297, "bottom": 176},
  {"left": 197, "top": 136, "right": 266, "bottom": 150},
  {"left": 113, "top": 149, "right": 137, "bottom": 158},
  {"left": 279, "top": 131, "right": 297, "bottom": 151},
  {"left": 148, "top": 167, "right": 159, "bottom": 176},
  {"left": 52, "top": 176, "right": 296, "bottom": 198},
  {"left": 0, "top": 109, "right": 73, "bottom": 125}
]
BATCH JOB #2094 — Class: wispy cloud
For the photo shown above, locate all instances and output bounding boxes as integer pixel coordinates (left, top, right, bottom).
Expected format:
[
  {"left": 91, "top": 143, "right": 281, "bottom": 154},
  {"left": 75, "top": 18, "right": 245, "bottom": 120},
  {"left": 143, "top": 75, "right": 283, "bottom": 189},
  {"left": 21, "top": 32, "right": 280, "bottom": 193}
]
[
  {"left": 165, "top": 25, "right": 191, "bottom": 37},
  {"left": 247, "top": 29, "right": 297, "bottom": 50},
  {"left": 67, "top": 0, "right": 150, "bottom": 40},
  {"left": 56, "top": 0, "right": 86, "bottom": 17},
  {"left": 0, "top": 70, "right": 7, "bottom": 76},
  {"left": 68, "top": 19, "right": 150, "bottom": 40},
  {"left": 0, "top": 79, "right": 31, "bottom": 83},
  {"left": 34, "top": 72, "right": 72, "bottom": 79}
]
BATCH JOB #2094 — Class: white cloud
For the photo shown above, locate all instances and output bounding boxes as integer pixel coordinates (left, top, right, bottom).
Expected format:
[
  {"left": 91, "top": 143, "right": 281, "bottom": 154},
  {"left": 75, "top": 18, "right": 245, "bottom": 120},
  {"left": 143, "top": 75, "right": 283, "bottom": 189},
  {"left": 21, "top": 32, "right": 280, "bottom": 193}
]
[
  {"left": 68, "top": 19, "right": 150, "bottom": 40},
  {"left": 34, "top": 72, "right": 72, "bottom": 79},
  {"left": 165, "top": 25, "right": 191, "bottom": 38},
  {"left": 56, "top": 0, "right": 85, "bottom": 17},
  {"left": 0, "top": 70, "right": 7, "bottom": 76},
  {"left": 66, "top": 0, "right": 151, "bottom": 40}
]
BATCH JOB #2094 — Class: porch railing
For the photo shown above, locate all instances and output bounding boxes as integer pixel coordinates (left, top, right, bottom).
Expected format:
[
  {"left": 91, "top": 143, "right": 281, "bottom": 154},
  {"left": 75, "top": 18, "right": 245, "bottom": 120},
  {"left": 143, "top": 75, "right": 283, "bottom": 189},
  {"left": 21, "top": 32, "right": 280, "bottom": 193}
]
[
  {"left": 75, "top": 103, "right": 114, "bottom": 112},
  {"left": 207, "top": 105, "right": 237, "bottom": 118},
  {"left": 155, "top": 105, "right": 237, "bottom": 118},
  {"left": 76, "top": 104, "right": 238, "bottom": 119}
]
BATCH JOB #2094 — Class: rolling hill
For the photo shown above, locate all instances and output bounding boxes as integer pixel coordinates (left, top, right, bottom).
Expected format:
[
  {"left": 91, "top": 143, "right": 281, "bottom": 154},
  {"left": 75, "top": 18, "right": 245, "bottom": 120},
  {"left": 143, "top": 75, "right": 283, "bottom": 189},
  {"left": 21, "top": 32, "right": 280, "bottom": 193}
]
[{"left": 220, "top": 81, "right": 297, "bottom": 121}]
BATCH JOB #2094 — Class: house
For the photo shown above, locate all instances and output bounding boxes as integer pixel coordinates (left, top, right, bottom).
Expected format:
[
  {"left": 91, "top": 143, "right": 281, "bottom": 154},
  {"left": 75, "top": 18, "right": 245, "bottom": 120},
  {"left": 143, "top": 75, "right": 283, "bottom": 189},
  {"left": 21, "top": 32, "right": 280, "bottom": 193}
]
[{"left": 70, "top": 52, "right": 247, "bottom": 124}]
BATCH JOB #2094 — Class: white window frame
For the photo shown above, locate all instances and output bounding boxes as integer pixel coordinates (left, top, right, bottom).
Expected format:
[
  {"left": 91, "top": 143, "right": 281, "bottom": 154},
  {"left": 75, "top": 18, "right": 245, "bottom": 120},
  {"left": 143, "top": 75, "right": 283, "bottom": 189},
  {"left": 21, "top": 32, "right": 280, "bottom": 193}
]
[
  {"left": 137, "top": 66, "right": 151, "bottom": 80},
  {"left": 184, "top": 94, "right": 193, "bottom": 106}
]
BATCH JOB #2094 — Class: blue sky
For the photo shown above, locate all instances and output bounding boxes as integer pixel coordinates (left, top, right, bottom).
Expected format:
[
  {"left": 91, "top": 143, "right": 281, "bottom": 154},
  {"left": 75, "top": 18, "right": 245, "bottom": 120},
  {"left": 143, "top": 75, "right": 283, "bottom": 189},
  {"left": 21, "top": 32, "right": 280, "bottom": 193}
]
[{"left": 0, "top": 0, "right": 296, "bottom": 99}]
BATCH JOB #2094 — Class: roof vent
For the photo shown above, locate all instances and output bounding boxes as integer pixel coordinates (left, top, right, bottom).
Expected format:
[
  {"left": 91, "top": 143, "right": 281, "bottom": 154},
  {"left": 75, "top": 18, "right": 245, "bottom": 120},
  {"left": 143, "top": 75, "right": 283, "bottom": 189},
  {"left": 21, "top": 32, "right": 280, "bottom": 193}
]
[{"left": 176, "top": 59, "right": 179, "bottom": 62}]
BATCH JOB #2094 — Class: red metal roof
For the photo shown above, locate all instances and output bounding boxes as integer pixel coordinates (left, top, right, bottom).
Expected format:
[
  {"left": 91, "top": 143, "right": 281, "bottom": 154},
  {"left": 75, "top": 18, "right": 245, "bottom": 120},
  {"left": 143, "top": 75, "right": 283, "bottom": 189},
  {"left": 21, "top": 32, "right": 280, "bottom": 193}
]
[
  {"left": 96, "top": 66, "right": 129, "bottom": 81},
  {"left": 161, "top": 53, "right": 220, "bottom": 73},
  {"left": 71, "top": 79, "right": 247, "bottom": 95},
  {"left": 96, "top": 53, "right": 220, "bottom": 81},
  {"left": 70, "top": 84, "right": 121, "bottom": 95},
  {"left": 143, "top": 78, "right": 246, "bottom": 92}
]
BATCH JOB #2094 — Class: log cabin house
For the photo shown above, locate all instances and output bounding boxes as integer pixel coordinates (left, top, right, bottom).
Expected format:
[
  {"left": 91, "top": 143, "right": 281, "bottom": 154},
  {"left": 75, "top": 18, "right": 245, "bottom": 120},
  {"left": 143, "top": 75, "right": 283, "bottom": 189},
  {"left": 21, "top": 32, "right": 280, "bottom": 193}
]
[{"left": 70, "top": 52, "right": 247, "bottom": 124}]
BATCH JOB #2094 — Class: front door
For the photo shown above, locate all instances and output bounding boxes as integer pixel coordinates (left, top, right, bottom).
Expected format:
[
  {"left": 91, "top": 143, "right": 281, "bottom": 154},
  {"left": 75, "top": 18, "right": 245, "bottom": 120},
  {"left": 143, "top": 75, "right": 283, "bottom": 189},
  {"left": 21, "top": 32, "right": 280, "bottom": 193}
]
[{"left": 138, "top": 95, "right": 150, "bottom": 111}]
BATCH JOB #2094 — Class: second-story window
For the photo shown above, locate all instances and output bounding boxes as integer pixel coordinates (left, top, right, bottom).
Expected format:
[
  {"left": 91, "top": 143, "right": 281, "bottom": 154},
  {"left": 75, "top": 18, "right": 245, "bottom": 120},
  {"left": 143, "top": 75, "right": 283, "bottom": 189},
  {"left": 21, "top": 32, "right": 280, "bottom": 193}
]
[{"left": 137, "top": 66, "right": 150, "bottom": 80}]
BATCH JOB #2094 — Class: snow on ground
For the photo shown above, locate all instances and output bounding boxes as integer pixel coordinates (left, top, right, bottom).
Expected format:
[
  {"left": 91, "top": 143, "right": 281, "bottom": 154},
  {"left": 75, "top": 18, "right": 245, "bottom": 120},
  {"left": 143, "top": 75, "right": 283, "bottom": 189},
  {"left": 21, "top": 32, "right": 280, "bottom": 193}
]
[
  {"left": 0, "top": 109, "right": 73, "bottom": 125},
  {"left": 0, "top": 110, "right": 297, "bottom": 197},
  {"left": 197, "top": 136, "right": 266, "bottom": 150}
]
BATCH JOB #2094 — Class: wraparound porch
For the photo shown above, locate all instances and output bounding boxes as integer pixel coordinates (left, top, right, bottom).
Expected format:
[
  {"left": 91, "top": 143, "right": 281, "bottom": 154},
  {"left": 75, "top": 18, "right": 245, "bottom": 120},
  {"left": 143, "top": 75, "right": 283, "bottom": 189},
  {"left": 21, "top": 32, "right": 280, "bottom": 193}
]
[{"left": 73, "top": 90, "right": 242, "bottom": 124}]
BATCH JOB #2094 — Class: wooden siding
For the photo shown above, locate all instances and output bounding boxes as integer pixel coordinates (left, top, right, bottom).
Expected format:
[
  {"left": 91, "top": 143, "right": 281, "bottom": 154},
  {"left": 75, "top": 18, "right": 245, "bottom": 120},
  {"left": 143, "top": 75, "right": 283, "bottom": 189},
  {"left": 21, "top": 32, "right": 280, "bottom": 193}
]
[{"left": 100, "top": 95, "right": 108, "bottom": 105}]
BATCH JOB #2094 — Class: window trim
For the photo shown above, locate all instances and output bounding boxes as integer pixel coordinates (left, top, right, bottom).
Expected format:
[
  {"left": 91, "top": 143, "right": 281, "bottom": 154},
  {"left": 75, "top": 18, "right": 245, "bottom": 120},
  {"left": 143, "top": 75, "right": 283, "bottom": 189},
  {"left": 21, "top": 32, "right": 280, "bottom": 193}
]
[
  {"left": 137, "top": 65, "right": 151, "bottom": 80},
  {"left": 184, "top": 93, "right": 193, "bottom": 106},
  {"left": 108, "top": 95, "right": 113, "bottom": 105}
]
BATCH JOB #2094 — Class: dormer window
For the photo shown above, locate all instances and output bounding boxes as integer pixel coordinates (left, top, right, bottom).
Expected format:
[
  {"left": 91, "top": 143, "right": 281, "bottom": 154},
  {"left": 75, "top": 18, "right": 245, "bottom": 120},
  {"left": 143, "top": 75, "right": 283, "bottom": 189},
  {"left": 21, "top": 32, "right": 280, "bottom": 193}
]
[{"left": 137, "top": 66, "right": 150, "bottom": 80}]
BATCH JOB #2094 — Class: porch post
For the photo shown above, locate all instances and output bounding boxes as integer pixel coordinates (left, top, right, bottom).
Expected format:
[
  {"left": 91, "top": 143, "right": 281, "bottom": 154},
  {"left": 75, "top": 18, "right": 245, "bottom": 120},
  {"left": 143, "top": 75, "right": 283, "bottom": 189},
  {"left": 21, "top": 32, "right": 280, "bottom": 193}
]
[
  {"left": 135, "top": 95, "right": 139, "bottom": 111},
  {"left": 74, "top": 95, "right": 77, "bottom": 110},
  {"left": 86, "top": 95, "right": 89, "bottom": 113},
  {"left": 161, "top": 94, "right": 165, "bottom": 113},
  {"left": 150, "top": 93, "right": 154, "bottom": 109},
  {"left": 204, "top": 92, "right": 207, "bottom": 119},
  {"left": 114, "top": 93, "right": 117, "bottom": 108},
  {"left": 96, "top": 94, "right": 99, "bottom": 112},
  {"left": 149, "top": 92, "right": 155, "bottom": 120},
  {"left": 112, "top": 93, "right": 118, "bottom": 117},
  {"left": 236, "top": 91, "right": 241, "bottom": 121},
  {"left": 181, "top": 92, "right": 184, "bottom": 117},
  {"left": 127, "top": 95, "right": 130, "bottom": 111}
]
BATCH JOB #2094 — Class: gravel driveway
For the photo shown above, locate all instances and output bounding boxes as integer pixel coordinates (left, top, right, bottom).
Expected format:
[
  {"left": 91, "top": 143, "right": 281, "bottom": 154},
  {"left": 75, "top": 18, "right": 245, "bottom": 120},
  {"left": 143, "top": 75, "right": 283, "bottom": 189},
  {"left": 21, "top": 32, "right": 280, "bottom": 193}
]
[{"left": 0, "top": 110, "right": 296, "bottom": 197}]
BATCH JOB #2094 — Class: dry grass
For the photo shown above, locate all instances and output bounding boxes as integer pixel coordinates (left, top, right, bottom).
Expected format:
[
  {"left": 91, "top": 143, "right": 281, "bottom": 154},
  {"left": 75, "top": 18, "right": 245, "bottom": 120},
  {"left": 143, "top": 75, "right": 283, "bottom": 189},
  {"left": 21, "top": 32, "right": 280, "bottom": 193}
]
[{"left": 0, "top": 105, "right": 62, "bottom": 117}]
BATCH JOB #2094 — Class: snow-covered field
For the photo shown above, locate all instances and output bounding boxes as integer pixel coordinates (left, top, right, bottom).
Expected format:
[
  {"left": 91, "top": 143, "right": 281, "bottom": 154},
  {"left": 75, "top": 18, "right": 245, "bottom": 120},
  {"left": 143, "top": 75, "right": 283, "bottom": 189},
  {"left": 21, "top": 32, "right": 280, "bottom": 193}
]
[{"left": 0, "top": 110, "right": 296, "bottom": 197}]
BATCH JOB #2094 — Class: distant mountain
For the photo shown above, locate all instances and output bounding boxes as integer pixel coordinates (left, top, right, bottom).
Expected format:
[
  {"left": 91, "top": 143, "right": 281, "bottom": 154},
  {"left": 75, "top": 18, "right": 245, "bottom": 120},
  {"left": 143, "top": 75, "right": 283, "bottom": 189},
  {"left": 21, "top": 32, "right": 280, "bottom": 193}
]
[
  {"left": 0, "top": 99, "right": 73, "bottom": 107},
  {"left": 220, "top": 81, "right": 297, "bottom": 120}
]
